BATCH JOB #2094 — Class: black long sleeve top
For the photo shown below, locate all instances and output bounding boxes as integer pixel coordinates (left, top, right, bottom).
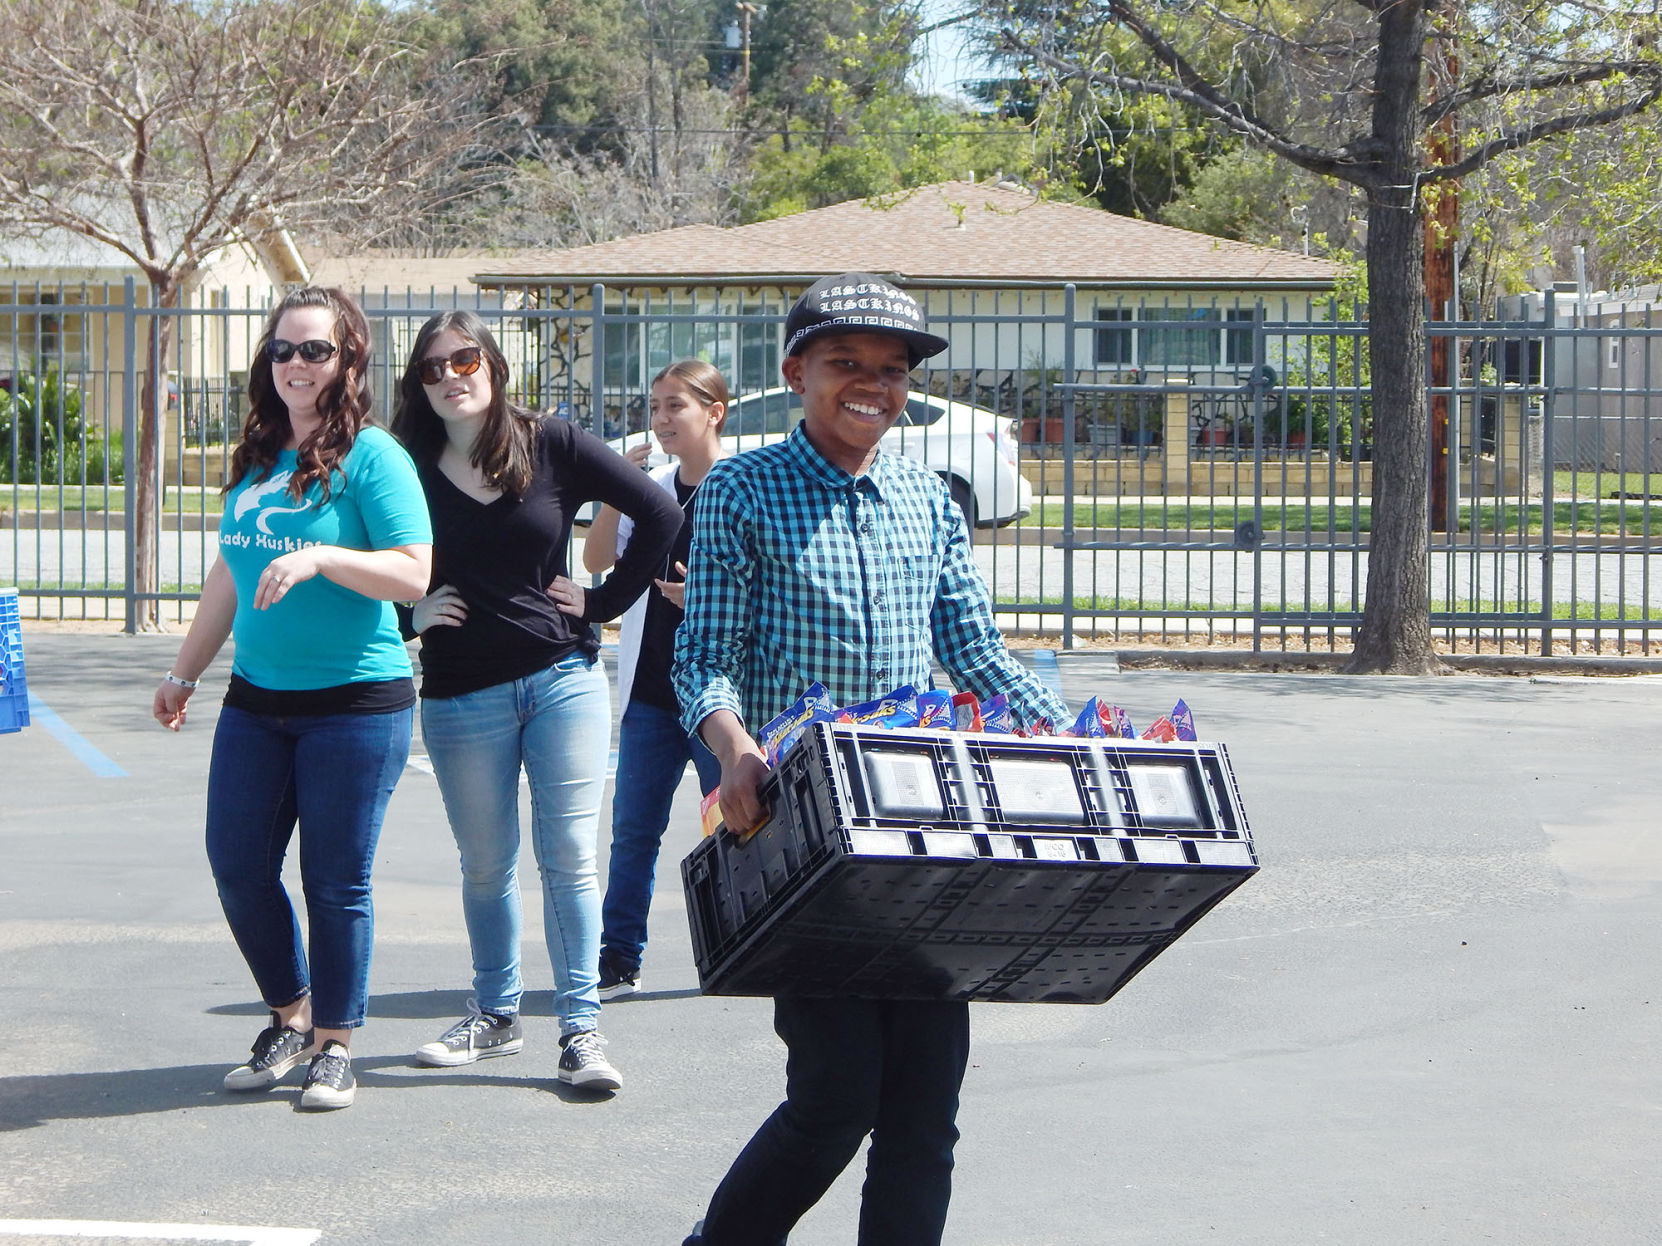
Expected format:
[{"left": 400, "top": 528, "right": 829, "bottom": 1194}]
[{"left": 411, "top": 416, "right": 682, "bottom": 699}]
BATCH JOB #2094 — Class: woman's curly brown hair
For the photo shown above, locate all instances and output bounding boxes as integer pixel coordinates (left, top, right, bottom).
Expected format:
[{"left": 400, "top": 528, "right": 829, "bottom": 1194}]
[{"left": 226, "top": 287, "right": 374, "bottom": 502}]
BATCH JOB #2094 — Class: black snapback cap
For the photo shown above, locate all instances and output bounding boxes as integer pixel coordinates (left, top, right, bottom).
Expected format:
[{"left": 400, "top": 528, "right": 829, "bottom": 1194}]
[{"left": 783, "top": 272, "right": 949, "bottom": 367}]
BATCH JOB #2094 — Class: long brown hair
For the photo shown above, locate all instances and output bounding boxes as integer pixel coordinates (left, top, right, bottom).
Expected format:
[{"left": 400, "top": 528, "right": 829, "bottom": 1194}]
[
  {"left": 391, "top": 310, "right": 538, "bottom": 499},
  {"left": 227, "top": 286, "right": 374, "bottom": 502}
]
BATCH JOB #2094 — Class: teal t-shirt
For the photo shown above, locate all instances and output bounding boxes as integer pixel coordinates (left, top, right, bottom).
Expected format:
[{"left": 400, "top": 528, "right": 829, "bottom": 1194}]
[{"left": 218, "top": 426, "right": 432, "bottom": 690}]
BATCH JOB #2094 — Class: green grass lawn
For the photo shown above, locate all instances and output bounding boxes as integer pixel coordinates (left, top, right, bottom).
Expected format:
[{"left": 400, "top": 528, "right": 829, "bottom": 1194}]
[
  {"left": 997, "top": 592, "right": 1659, "bottom": 621},
  {"left": 1023, "top": 498, "right": 1657, "bottom": 537},
  {"left": 1, "top": 484, "right": 223, "bottom": 515}
]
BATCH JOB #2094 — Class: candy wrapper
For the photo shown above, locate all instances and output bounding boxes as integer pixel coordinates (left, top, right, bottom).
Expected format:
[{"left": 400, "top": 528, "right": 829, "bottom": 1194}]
[
  {"left": 834, "top": 685, "right": 920, "bottom": 729},
  {"left": 1064, "top": 696, "right": 1138, "bottom": 739},
  {"left": 1140, "top": 715, "right": 1178, "bottom": 742},
  {"left": 1140, "top": 700, "right": 1198, "bottom": 743},
  {"left": 950, "top": 691, "right": 982, "bottom": 732},
  {"left": 760, "top": 682, "right": 834, "bottom": 765},
  {"left": 979, "top": 693, "right": 1015, "bottom": 734},
  {"left": 914, "top": 689, "right": 954, "bottom": 731},
  {"left": 699, "top": 788, "right": 724, "bottom": 838}
]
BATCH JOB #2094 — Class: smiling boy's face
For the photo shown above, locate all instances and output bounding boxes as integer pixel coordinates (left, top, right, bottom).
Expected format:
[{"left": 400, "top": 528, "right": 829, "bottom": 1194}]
[{"left": 781, "top": 330, "right": 912, "bottom": 476}]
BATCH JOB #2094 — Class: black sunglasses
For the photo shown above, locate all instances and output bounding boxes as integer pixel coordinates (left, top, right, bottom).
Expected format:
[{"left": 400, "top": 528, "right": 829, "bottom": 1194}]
[
  {"left": 267, "top": 338, "right": 339, "bottom": 364},
  {"left": 415, "top": 346, "right": 485, "bottom": 386}
]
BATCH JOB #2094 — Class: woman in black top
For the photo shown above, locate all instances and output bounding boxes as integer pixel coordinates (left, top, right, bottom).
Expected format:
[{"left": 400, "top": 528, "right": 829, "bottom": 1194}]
[
  {"left": 392, "top": 310, "right": 679, "bottom": 1090},
  {"left": 583, "top": 359, "right": 729, "bottom": 999}
]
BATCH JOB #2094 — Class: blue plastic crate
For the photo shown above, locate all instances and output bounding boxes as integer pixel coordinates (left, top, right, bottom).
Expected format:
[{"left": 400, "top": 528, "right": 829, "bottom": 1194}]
[{"left": 0, "top": 588, "right": 29, "bottom": 733}]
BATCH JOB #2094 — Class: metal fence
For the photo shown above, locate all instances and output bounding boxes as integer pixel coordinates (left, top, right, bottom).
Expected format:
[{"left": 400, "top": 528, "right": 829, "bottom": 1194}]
[{"left": 3, "top": 279, "right": 1660, "bottom": 654}]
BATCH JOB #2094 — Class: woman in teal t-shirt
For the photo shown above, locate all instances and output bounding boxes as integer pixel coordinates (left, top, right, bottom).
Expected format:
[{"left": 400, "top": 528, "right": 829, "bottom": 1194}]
[{"left": 152, "top": 287, "right": 432, "bottom": 1112}]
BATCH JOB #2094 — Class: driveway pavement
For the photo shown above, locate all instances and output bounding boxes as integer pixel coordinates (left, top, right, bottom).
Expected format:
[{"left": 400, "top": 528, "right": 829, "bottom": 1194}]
[{"left": 1, "top": 632, "right": 1658, "bottom": 1245}]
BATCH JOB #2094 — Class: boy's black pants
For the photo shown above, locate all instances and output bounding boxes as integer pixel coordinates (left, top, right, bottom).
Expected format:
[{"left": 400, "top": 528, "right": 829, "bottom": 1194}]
[{"left": 691, "top": 995, "right": 972, "bottom": 1246}]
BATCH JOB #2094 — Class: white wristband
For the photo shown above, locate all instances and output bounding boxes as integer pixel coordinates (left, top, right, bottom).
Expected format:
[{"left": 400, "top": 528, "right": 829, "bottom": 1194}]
[{"left": 164, "top": 672, "right": 199, "bottom": 689}]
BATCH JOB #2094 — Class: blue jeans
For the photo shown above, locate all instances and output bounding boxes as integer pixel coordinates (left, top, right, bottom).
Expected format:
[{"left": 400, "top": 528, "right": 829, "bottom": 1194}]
[
  {"left": 205, "top": 704, "right": 413, "bottom": 1030},
  {"left": 419, "top": 652, "right": 610, "bottom": 1032},
  {"left": 690, "top": 997, "right": 971, "bottom": 1246},
  {"left": 601, "top": 698, "right": 722, "bottom": 974}
]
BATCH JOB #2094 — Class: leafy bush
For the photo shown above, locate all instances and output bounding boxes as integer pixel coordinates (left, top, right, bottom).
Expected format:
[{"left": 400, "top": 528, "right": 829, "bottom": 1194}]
[{"left": 0, "top": 368, "right": 121, "bottom": 484}]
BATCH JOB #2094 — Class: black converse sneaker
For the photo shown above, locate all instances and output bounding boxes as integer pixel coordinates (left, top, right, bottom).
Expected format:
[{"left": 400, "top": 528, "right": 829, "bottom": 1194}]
[
  {"left": 597, "top": 951, "right": 640, "bottom": 1001},
  {"left": 222, "top": 1012, "right": 315, "bottom": 1091},
  {"left": 557, "top": 1029, "right": 622, "bottom": 1090},
  {"left": 414, "top": 1008, "right": 524, "bottom": 1067},
  {"left": 299, "top": 1041, "right": 356, "bottom": 1110}
]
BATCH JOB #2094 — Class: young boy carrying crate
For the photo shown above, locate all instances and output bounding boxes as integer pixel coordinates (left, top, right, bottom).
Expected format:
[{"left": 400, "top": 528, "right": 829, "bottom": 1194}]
[{"left": 673, "top": 272, "right": 1070, "bottom": 1245}]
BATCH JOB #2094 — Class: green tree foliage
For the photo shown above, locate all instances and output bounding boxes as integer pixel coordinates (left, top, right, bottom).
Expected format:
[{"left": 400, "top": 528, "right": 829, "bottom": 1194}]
[
  {"left": 415, "top": 0, "right": 644, "bottom": 148},
  {"left": 739, "top": 90, "right": 1036, "bottom": 220},
  {"left": 748, "top": 0, "right": 914, "bottom": 149},
  {"left": 734, "top": 0, "right": 1037, "bottom": 221}
]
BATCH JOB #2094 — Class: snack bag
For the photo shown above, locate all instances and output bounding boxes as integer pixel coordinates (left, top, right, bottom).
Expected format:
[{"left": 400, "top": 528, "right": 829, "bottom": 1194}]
[
  {"left": 1141, "top": 714, "right": 1178, "bottom": 742},
  {"left": 980, "top": 693, "right": 1015, "bottom": 734},
  {"left": 1170, "top": 699, "right": 1197, "bottom": 741},
  {"left": 834, "top": 685, "right": 920, "bottom": 729},
  {"left": 759, "top": 682, "right": 834, "bottom": 765},
  {"left": 699, "top": 788, "right": 724, "bottom": 838},
  {"left": 1066, "top": 696, "right": 1139, "bottom": 740},
  {"left": 950, "top": 691, "right": 982, "bottom": 732},
  {"left": 914, "top": 689, "right": 954, "bottom": 731}
]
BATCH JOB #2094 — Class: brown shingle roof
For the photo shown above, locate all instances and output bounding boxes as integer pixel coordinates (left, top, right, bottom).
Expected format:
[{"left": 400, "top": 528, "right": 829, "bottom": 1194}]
[{"left": 474, "top": 182, "right": 1336, "bottom": 288}]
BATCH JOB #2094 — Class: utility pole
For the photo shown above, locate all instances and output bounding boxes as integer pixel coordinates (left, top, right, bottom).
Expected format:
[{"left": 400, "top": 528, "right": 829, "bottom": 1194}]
[{"left": 736, "top": 3, "right": 760, "bottom": 107}]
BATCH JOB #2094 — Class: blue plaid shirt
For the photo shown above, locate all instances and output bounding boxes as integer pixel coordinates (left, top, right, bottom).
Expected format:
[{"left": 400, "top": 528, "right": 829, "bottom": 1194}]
[{"left": 674, "top": 425, "right": 1069, "bottom": 736}]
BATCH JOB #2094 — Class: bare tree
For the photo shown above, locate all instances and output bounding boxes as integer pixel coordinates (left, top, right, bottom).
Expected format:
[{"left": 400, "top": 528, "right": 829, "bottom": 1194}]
[
  {"left": 993, "top": 0, "right": 1662, "bottom": 672},
  {"left": 0, "top": 0, "right": 505, "bottom": 630}
]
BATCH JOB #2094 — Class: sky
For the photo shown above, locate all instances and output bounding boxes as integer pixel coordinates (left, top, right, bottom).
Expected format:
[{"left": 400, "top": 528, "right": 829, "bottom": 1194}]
[{"left": 908, "top": 2, "right": 996, "bottom": 102}]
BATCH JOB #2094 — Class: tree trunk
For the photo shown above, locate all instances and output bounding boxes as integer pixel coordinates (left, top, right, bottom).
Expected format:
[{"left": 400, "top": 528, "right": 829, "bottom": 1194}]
[
  {"left": 1346, "top": 0, "right": 1442, "bottom": 674},
  {"left": 132, "top": 277, "right": 178, "bottom": 633}
]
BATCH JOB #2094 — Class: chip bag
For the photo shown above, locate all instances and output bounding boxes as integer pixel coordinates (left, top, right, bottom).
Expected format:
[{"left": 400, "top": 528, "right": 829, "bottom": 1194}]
[
  {"left": 833, "top": 685, "right": 921, "bottom": 729},
  {"left": 759, "top": 682, "right": 835, "bottom": 765},
  {"left": 914, "top": 689, "right": 954, "bottom": 731}
]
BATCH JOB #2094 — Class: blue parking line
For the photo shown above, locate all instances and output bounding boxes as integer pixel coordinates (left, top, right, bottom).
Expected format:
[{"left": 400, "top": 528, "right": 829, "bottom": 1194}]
[
  {"left": 25, "top": 692, "right": 128, "bottom": 778},
  {"left": 1031, "top": 648, "right": 1064, "bottom": 700}
]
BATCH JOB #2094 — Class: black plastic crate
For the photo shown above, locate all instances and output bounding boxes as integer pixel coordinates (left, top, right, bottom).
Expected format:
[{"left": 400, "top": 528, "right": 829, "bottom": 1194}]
[{"left": 682, "top": 721, "right": 1257, "bottom": 1004}]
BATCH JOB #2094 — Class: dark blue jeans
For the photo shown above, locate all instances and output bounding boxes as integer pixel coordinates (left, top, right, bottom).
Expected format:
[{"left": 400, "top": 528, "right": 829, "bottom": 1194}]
[
  {"left": 601, "top": 698, "right": 722, "bottom": 974},
  {"left": 205, "top": 704, "right": 412, "bottom": 1030},
  {"left": 691, "top": 996, "right": 971, "bottom": 1246}
]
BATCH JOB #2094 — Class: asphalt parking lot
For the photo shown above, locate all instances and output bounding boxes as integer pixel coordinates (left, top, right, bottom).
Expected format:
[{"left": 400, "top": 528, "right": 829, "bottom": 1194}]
[{"left": 2, "top": 630, "right": 1659, "bottom": 1245}]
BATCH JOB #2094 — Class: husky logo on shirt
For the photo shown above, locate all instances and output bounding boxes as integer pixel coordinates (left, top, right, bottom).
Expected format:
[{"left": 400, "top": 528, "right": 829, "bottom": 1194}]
[{"left": 222, "top": 470, "right": 322, "bottom": 552}]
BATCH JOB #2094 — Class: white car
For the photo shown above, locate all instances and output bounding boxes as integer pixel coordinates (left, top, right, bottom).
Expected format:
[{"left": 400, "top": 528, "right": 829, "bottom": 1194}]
[{"left": 601, "top": 388, "right": 1031, "bottom": 529}]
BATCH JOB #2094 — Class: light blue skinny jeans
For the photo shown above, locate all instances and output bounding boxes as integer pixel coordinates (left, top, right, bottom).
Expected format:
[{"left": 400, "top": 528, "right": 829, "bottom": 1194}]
[{"left": 419, "top": 651, "right": 610, "bottom": 1034}]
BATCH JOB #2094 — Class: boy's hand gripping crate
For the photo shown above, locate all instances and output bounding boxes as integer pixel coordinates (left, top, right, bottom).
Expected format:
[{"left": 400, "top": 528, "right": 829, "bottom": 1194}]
[
  {"left": 0, "top": 589, "right": 29, "bottom": 734},
  {"left": 682, "top": 721, "right": 1257, "bottom": 1004}
]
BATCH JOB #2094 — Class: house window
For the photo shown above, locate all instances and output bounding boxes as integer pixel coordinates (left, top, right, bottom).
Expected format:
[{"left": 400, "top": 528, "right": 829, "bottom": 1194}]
[
  {"left": 1225, "top": 309, "right": 1256, "bottom": 367},
  {"left": 1094, "top": 308, "right": 1133, "bottom": 366},
  {"left": 0, "top": 291, "right": 86, "bottom": 373},
  {"left": 1143, "top": 307, "right": 1222, "bottom": 368}
]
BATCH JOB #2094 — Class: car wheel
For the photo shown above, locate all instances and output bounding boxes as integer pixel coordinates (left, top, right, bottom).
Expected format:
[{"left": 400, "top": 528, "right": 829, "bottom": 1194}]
[{"left": 946, "top": 476, "right": 977, "bottom": 531}]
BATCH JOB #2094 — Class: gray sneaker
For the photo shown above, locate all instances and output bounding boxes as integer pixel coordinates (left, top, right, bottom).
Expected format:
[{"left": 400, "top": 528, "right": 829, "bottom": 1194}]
[
  {"left": 597, "top": 951, "right": 640, "bottom": 1001},
  {"left": 223, "top": 1012, "right": 315, "bottom": 1091},
  {"left": 557, "top": 1029, "right": 621, "bottom": 1090},
  {"left": 415, "top": 1008, "right": 524, "bottom": 1067},
  {"left": 299, "top": 1041, "right": 356, "bottom": 1111}
]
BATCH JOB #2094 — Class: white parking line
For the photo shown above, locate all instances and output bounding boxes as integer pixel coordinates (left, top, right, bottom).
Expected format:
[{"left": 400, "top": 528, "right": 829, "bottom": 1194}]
[{"left": 0, "top": 1223, "right": 319, "bottom": 1244}]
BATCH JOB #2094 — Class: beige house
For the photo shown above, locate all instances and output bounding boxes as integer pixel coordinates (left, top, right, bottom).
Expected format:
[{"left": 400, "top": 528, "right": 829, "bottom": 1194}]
[{"left": 472, "top": 180, "right": 1340, "bottom": 403}]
